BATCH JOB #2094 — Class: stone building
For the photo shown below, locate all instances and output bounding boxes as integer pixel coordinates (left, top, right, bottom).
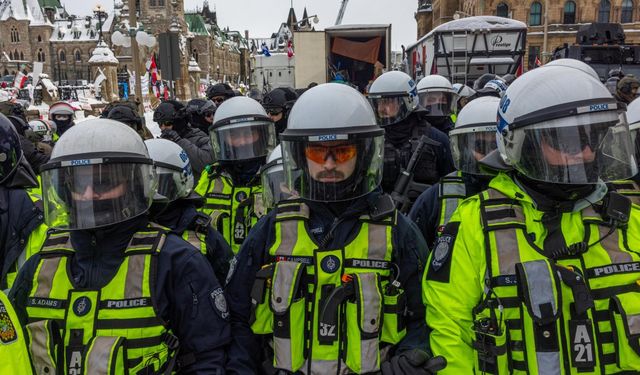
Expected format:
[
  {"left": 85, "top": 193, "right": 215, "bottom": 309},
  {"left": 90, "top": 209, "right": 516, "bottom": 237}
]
[{"left": 415, "top": 0, "right": 640, "bottom": 70}]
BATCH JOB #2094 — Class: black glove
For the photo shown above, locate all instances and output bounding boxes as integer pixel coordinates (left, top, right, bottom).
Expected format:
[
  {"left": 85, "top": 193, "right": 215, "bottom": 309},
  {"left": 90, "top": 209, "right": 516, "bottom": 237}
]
[
  {"left": 381, "top": 349, "right": 447, "bottom": 375},
  {"left": 160, "top": 128, "right": 181, "bottom": 142}
]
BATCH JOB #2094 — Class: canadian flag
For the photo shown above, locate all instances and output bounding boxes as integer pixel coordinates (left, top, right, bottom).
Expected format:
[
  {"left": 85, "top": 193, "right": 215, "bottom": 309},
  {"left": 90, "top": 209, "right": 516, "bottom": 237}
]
[
  {"left": 13, "top": 71, "right": 27, "bottom": 88},
  {"left": 163, "top": 85, "right": 169, "bottom": 100},
  {"left": 287, "top": 40, "right": 294, "bottom": 58},
  {"left": 149, "top": 55, "right": 159, "bottom": 86},
  {"left": 535, "top": 56, "right": 542, "bottom": 67}
]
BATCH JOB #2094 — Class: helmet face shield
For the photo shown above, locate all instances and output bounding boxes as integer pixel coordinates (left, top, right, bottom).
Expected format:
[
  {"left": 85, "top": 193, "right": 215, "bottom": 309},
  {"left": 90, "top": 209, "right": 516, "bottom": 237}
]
[
  {"left": 506, "top": 114, "right": 638, "bottom": 184},
  {"left": 260, "top": 159, "right": 290, "bottom": 209},
  {"left": 368, "top": 95, "right": 414, "bottom": 126},
  {"left": 210, "top": 121, "right": 276, "bottom": 161},
  {"left": 418, "top": 91, "right": 456, "bottom": 117},
  {"left": 450, "top": 126, "right": 498, "bottom": 174},
  {"left": 41, "top": 162, "right": 157, "bottom": 230},
  {"left": 281, "top": 134, "right": 384, "bottom": 202},
  {"left": 156, "top": 165, "right": 194, "bottom": 202}
]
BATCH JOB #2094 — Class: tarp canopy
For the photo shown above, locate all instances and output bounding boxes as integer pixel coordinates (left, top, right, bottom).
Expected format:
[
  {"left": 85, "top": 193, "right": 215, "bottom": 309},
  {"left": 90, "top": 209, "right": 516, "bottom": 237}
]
[{"left": 331, "top": 36, "right": 382, "bottom": 65}]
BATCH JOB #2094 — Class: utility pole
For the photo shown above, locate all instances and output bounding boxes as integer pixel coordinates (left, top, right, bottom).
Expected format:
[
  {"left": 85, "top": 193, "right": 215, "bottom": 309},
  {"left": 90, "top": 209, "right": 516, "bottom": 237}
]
[
  {"left": 129, "top": 0, "right": 143, "bottom": 114},
  {"left": 542, "top": 0, "right": 549, "bottom": 64}
]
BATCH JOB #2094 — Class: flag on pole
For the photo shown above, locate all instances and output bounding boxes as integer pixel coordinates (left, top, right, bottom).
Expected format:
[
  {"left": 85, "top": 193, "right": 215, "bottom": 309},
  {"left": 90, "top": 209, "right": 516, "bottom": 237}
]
[
  {"left": 13, "top": 71, "right": 27, "bottom": 88},
  {"left": 535, "top": 56, "right": 542, "bottom": 67},
  {"left": 149, "top": 55, "right": 159, "bottom": 86},
  {"left": 261, "top": 42, "right": 271, "bottom": 57},
  {"left": 287, "top": 40, "right": 294, "bottom": 58}
]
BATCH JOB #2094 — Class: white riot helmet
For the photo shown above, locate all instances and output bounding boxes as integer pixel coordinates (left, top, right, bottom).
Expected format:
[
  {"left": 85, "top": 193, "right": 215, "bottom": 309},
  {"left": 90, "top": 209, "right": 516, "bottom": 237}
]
[
  {"left": 260, "top": 145, "right": 290, "bottom": 209},
  {"left": 497, "top": 65, "right": 637, "bottom": 184},
  {"left": 28, "top": 119, "right": 54, "bottom": 142},
  {"left": 417, "top": 74, "right": 457, "bottom": 119},
  {"left": 546, "top": 58, "right": 600, "bottom": 81},
  {"left": 40, "top": 119, "right": 157, "bottom": 230},
  {"left": 209, "top": 96, "right": 276, "bottom": 162},
  {"left": 367, "top": 71, "right": 418, "bottom": 126},
  {"left": 145, "top": 139, "right": 194, "bottom": 202},
  {"left": 450, "top": 96, "right": 500, "bottom": 175},
  {"left": 282, "top": 83, "right": 384, "bottom": 202},
  {"left": 627, "top": 98, "right": 640, "bottom": 168}
]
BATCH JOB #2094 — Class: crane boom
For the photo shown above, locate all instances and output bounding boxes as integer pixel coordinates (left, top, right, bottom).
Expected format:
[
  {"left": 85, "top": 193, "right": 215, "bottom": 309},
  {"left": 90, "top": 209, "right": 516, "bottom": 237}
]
[{"left": 335, "top": 0, "right": 349, "bottom": 25}]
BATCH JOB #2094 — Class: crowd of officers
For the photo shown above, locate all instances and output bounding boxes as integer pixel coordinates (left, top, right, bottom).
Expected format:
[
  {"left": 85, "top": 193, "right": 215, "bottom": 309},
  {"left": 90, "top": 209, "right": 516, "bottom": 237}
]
[{"left": 1, "top": 58, "right": 640, "bottom": 375}]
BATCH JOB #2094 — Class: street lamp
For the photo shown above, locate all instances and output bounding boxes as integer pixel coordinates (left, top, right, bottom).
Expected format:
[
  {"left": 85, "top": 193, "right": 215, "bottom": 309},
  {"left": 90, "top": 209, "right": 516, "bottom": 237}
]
[
  {"left": 216, "top": 65, "right": 220, "bottom": 81},
  {"left": 452, "top": 10, "right": 473, "bottom": 19},
  {"left": 295, "top": 14, "right": 319, "bottom": 28},
  {"left": 93, "top": 4, "right": 107, "bottom": 42}
]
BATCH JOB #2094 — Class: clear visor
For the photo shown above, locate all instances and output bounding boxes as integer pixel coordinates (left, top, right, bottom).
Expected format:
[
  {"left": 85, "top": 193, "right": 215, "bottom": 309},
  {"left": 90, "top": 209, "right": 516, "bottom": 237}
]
[
  {"left": 261, "top": 160, "right": 293, "bottom": 210},
  {"left": 210, "top": 121, "right": 276, "bottom": 161},
  {"left": 368, "top": 95, "right": 414, "bottom": 126},
  {"left": 508, "top": 114, "right": 638, "bottom": 184},
  {"left": 281, "top": 136, "right": 384, "bottom": 202},
  {"left": 156, "top": 165, "right": 194, "bottom": 202},
  {"left": 450, "top": 126, "right": 498, "bottom": 175},
  {"left": 418, "top": 91, "right": 456, "bottom": 117},
  {"left": 41, "top": 163, "right": 157, "bottom": 230}
]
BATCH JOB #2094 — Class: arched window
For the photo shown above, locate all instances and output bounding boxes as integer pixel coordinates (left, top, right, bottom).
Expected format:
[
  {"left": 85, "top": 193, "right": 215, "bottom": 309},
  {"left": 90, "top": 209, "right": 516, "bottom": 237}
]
[
  {"left": 497, "top": 2, "right": 509, "bottom": 18},
  {"left": 19, "top": 51, "right": 24, "bottom": 60},
  {"left": 75, "top": 50, "right": 82, "bottom": 62},
  {"left": 564, "top": 1, "right": 576, "bottom": 23},
  {"left": 193, "top": 48, "right": 199, "bottom": 62},
  {"left": 8, "top": 51, "right": 13, "bottom": 60},
  {"left": 529, "top": 2, "right": 542, "bottom": 25},
  {"left": 59, "top": 50, "right": 66, "bottom": 62},
  {"left": 10, "top": 27, "right": 19, "bottom": 43},
  {"left": 158, "top": 0, "right": 164, "bottom": 5},
  {"left": 598, "top": 0, "right": 611, "bottom": 22},
  {"left": 37, "top": 49, "right": 45, "bottom": 62},
  {"left": 621, "top": 0, "right": 633, "bottom": 23},
  {"left": 37, "top": 35, "right": 42, "bottom": 42}
]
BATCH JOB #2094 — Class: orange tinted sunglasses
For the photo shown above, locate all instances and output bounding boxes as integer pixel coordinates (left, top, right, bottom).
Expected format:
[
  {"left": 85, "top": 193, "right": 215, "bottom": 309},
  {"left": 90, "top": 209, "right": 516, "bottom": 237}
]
[{"left": 305, "top": 144, "right": 357, "bottom": 164}]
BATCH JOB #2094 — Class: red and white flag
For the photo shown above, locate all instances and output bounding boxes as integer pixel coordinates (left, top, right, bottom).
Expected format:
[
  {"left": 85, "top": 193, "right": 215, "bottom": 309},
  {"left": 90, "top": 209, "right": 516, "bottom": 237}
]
[
  {"left": 535, "top": 56, "right": 542, "bottom": 67},
  {"left": 287, "top": 40, "right": 294, "bottom": 58},
  {"left": 13, "top": 71, "right": 27, "bottom": 88},
  {"left": 149, "top": 55, "right": 159, "bottom": 86}
]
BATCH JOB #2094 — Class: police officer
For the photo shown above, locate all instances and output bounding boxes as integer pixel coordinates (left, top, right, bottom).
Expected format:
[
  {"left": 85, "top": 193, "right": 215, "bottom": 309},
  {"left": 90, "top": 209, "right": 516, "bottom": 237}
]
[
  {"left": 1, "top": 101, "right": 50, "bottom": 171},
  {"left": 416, "top": 75, "right": 457, "bottom": 134},
  {"left": 616, "top": 74, "right": 640, "bottom": 104},
  {"left": 225, "top": 83, "right": 442, "bottom": 374},
  {"left": 194, "top": 96, "right": 275, "bottom": 254},
  {"left": 546, "top": 58, "right": 600, "bottom": 81},
  {"left": 145, "top": 138, "right": 233, "bottom": 285},
  {"left": 0, "top": 114, "right": 47, "bottom": 291},
  {"left": 153, "top": 100, "right": 213, "bottom": 176},
  {"left": 368, "top": 71, "right": 454, "bottom": 209},
  {"left": 106, "top": 104, "right": 149, "bottom": 139},
  {"left": 48, "top": 101, "right": 76, "bottom": 136},
  {"left": 259, "top": 144, "right": 290, "bottom": 212},
  {"left": 262, "top": 87, "right": 298, "bottom": 135},
  {"left": 186, "top": 98, "right": 217, "bottom": 134},
  {"left": 410, "top": 96, "right": 500, "bottom": 248},
  {"left": 451, "top": 83, "right": 475, "bottom": 112},
  {"left": 10, "top": 119, "right": 230, "bottom": 374},
  {"left": 0, "top": 291, "right": 32, "bottom": 373},
  {"left": 423, "top": 65, "right": 640, "bottom": 373},
  {"left": 206, "top": 82, "right": 235, "bottom": 105}
]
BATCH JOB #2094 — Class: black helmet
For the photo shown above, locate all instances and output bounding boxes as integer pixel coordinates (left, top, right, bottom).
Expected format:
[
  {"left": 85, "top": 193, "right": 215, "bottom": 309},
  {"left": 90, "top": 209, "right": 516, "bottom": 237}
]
[
  {"left": 186, "top": 98, "right": 217, "bottom": 133},
  {"left": 473, "top": 73, "right": 498, "bottom": 91},
  {"left": 206, "top": 83, "right": 234, "bottom": 102},
  {"left": 153, "top": 100, "right": 188, "bottom": 132},
  {"left": 0, "top": 100, "right": 26, "bottom": 121},
  {"left": 262, "top": 87, "right": 298, "bottom": 112},
  {"left": 501, "top": 73, "right": 516, "bottom": 85},
  {"left": 107, "top": 105, "right": 143, "bottom": 132},
  {"left": 0, "top": 113, "right": 23, "bottom": 184}
]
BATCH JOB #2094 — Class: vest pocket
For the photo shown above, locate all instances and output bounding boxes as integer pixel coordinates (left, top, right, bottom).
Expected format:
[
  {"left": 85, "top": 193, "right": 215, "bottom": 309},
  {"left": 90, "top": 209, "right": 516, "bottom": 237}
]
[
  {"left": 610, "top": 292, "right": 640, "bottom": 370},
  {"left": 380, "top": 286, "right": 407, "bottom": 344},
  {"left": 83, "top": 336, "right": 127, "bottom": 375},
  {"left": 250, "top": 264, "right": 276, "bottom": 335},
  {"left": 26, "top": 320, "right": 61, "bottom": 375},
  {"left": 270, "top": 261, "right": 307, "bottom": 372},
  {"left": 344, "top": 273, "right": 382, "bottom": 374},
  {"left": 472, "top": 320, "right": 509, "bottom": 374}
]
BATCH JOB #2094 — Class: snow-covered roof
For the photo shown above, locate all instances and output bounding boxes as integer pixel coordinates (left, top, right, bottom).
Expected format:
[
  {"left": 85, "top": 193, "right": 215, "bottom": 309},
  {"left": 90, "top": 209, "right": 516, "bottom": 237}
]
[
  {"left": 188, "top": 57, "right": 201, "bottom": 72},
  {"left": 51, "top": 14, "right": 112, "bottom": 43},
  {"left": 0, "top": 0, "right": 51, "bottom": 26},
  {"left": 88, "top": 41, "right": 118, "bottom": 64},
  {"left": 408, "top": 16, "right": 527, "bottom": 50}
]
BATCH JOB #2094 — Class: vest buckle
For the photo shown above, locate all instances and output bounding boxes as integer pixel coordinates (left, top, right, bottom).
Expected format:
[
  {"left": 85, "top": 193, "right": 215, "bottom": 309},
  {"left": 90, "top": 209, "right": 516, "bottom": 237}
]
[{"left": 162, "top": 332, "right": 180, "bottom": 351}]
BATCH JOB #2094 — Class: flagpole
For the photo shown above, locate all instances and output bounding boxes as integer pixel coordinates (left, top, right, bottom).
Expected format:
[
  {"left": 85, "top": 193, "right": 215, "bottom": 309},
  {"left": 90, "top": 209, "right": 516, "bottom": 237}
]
[
  {"left": 129, "top": 0, "right": 144, "bottom": 115},
  {"left": 542, "top": 0, "right": 548, "bottom": 64}
]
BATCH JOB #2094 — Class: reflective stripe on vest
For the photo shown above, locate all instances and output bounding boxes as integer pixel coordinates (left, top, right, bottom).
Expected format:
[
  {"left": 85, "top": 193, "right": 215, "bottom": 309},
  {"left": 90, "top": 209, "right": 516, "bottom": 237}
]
[
  {"left": 437, "top": 171, "right": 467, "bottom": 231},
  {"left": 26, "top": 227, "right": 173, "bottom": 375},
  {"left": 252, "top": 201, "right": 400, "bottom": 374},
  {"left": 475, "top": 187, "right": 640, "bottom": 374},
  {"left": 183, "top": 230, "right": 206, "bottom": 255},
  {"left": 196, "top": 172, "right": 263, "bottom": 254}
]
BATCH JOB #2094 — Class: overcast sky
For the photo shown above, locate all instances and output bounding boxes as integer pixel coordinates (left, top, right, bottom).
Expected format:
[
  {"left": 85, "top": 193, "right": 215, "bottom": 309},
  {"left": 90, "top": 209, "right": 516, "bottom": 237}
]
[{"left": 63, "top": 0, "right": 418, "bottom": 50}]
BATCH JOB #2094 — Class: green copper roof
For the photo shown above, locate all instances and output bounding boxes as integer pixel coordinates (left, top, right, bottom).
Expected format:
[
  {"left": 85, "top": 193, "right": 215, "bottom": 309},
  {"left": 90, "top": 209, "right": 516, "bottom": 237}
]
[
  {"left": 185, "top": 13, "right": 209, "bottom": 36},
  {"left": 38, "top": 0, "right": 61, "bottom": 8}
]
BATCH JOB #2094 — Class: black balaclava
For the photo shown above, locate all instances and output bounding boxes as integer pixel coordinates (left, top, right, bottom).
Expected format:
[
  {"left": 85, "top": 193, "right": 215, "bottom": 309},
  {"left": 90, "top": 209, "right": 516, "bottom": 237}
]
[
  {"left": 516, "top": 173, "right": 597, "bottom": 210},
  {"left": 221, "top": 158, "right": 264, "bottom": 186}
]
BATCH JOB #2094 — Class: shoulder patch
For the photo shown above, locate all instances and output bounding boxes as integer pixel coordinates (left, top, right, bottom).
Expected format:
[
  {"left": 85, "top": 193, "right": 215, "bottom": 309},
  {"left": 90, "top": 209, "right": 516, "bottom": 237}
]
[
  {"left": 0, "top": 301, "right": 17, "bottom": 344},
  {"left": 426, "top": 221, "right": 460, "bottom": 283},
  {"left": 210, "top": 288, "right": 229, "bottom": 320}
]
